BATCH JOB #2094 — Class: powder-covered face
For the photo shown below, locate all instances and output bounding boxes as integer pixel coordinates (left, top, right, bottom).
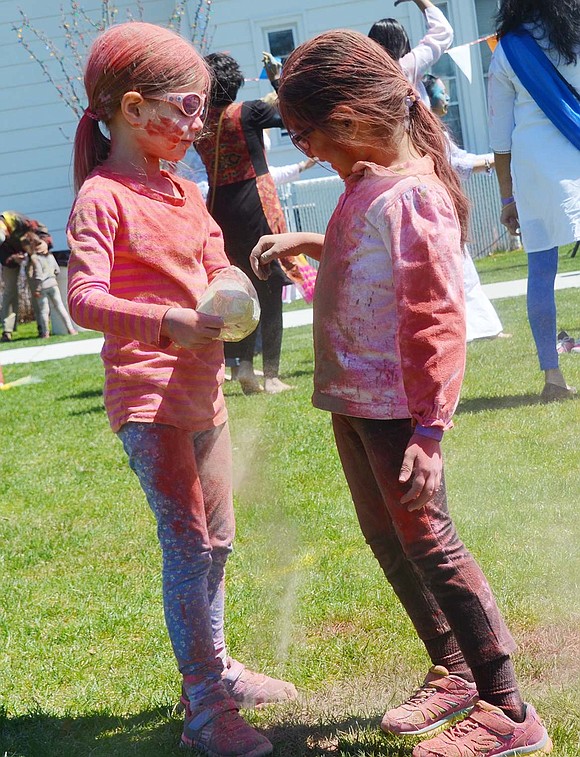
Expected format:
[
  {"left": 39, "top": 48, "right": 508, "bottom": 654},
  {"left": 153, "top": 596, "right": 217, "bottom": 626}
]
[
  {"left": 430, "top": 79, "right": 450, "bottom": 117},
  {"left": 138, "top": 85, "right": 206, "bottom": 161}
]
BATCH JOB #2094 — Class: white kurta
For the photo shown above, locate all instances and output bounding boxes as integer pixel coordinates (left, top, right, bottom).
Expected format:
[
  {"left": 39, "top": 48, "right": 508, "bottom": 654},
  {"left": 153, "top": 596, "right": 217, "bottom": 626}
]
[
  {"left": 463, "top": 253, "right": 503, "bottom": 342},
  {"left": 488, "top": 28, "right": 580, "bottom": 252}
]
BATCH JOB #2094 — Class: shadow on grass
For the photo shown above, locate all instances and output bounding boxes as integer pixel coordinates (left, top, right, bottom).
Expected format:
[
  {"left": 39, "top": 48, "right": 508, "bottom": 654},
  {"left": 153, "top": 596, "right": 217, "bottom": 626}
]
[
  {"left": 60, "top": 389, "right": 103, "bottom": 401},
  {"left": 265, "top": 713, "right": 413, "bottom": 756},
  {"left": 0, "top": 707, "right": 414, "bottom": 756},
  {"left": 0, "top": 335, "right": 41, "bottom": 350},
  {"left": 0, "top": 706, "right": 177, "bottom": 757},
  {"left": 68, "top": 406, "right": 106, "bottom": 416},
  {"left": 56, "top": 388, "right": 105, "bottom": 416},
  {"left": 284, "top": 368, "right": 315, "bottom": 380},
  {"left": 456, "top": 392, "right": 542, "bottom": 414}
]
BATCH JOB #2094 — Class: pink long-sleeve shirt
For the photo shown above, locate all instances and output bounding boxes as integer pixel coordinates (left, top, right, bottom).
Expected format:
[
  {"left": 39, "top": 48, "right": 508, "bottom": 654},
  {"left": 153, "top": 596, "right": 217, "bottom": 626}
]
[
  {"left": 312, "top": 157, "right": 465, "bottom": 435},
  {"left": 67, "top": 168, "right": 230, "bottom": 433}
]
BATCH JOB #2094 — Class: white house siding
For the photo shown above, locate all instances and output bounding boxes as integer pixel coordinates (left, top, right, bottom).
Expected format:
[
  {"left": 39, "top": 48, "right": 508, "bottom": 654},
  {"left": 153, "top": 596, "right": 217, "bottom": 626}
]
[
  {"left": 0, "top": 0, "right": 176, "bottom": 250},
  {"left": 0, "top": 0, "right": 496, "bottom": 249}
]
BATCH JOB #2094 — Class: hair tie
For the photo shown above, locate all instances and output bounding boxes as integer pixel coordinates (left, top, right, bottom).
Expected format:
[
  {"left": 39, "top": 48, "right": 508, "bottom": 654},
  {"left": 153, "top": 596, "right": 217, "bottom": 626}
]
[
  {"left": 84, "top": 108, "right": 99, "bottom": 121},
  {"left": 404, "top": 94, "right": 417, "bottom": 110}
]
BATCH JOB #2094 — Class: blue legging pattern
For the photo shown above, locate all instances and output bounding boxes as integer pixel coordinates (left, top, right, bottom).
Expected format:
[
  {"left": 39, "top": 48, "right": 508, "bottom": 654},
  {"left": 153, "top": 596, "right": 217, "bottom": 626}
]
[{"left": 118, "top": 421, "right": 235, "bottom": 703}]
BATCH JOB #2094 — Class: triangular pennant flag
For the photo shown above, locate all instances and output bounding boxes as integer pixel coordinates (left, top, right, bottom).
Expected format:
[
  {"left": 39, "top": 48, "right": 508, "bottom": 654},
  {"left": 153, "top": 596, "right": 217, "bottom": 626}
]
[
  {"left": 486, "top": 36, "right": 498, "bottom": 53},
  {"left": 447, "top": 43, "right": 473, "bottom": 83}
]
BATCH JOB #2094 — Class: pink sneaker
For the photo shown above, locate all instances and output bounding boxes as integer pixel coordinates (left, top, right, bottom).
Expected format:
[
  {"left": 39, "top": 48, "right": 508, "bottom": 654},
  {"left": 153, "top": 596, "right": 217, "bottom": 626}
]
[
  {"left": 413, "top": 700, "right": 553, "bottom": 757},
  {"left": 178, "top": 658, "right": 297, "bottom": 712},
  {"left": 222, "top": 657, "right": 298, "bottom": 708},
  {"left": 180, "top": 690, "right": 273, "bottom": 756},
  {"left": 381, "top": 666, "right": 478, "bottom": 736}
]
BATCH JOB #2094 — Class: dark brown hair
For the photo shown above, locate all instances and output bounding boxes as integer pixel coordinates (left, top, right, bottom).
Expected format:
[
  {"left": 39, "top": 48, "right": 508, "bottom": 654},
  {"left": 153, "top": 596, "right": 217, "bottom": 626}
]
[
  {"left": 278, "top": 29, "right": 469, "bottom": 243},
  {"left": 496, "top": 0, "right": 580, "bottom": 65}
]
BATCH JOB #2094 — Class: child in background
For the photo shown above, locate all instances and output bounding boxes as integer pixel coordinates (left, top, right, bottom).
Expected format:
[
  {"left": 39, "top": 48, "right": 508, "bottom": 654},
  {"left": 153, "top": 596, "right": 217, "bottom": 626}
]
[
  {"left": 22, "top": 232, "right": 77, "bottom": 338},
  {"left": 0, "top": 211, "right": 52, "bottom": 341},
  {"left": 251, "top": 30, "right": 551, "bottom": 757},
  {"left": 67, "top": 21, "right": 295, "bottom": 757}
]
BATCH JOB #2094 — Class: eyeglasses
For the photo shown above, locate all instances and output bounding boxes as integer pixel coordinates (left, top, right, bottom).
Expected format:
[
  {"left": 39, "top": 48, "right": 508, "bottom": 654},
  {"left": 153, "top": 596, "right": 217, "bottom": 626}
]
[
  {"left": 288, "top": 126, "right": 314, "bottom": 154},
  {"left": 147, "top": 91, "right": 206, "bottom": 118}
]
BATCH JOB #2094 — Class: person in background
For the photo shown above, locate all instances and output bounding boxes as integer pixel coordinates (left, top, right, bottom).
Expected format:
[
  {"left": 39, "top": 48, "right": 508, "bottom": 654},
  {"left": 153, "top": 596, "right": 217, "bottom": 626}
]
[
  {"left": 0, "top": 211, "right": 51, "bottom": 342},
  {"left": 423, "top": 74, "right": 507, "bottom": 342},
  {"left": 196, "top": 52, "right": 292, "bottom": 395},
  {"left": 22, "top": 232, "right": 77, "bottom": 338},
  {"left": 368, "top": 0, "right": 453, "bottom": 106},
  {"left": 488, "top": 0, "right": 580, "bottom": 401}
]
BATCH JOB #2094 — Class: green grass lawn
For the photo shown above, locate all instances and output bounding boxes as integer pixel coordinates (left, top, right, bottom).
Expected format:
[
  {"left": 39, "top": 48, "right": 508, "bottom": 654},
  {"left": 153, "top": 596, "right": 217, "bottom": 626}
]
[
  {"left": 475, "top": 243, "right": 579, "bottom": 285},
  {"left": 1, "top": 281, "right": 579, "bottom": 755}
]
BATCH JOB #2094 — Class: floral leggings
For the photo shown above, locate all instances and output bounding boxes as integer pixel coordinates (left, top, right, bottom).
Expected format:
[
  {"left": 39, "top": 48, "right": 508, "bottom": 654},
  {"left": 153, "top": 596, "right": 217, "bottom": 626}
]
[{"left": 118, "top": 421, "right": 235, "bottom": 701}]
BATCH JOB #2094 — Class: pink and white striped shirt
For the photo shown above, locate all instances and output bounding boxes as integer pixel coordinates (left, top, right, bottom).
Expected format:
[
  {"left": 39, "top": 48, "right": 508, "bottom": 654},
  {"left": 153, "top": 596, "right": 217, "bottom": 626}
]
[
  {"left": 313, "top": 157, "right": 466, "bottom": 435},
  {"left": 67, "top": 168, "right": 230, "bottom": 433}
]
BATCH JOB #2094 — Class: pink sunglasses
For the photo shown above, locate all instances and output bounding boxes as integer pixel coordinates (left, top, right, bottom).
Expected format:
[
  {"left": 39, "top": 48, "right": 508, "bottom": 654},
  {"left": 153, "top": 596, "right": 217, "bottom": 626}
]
[{"left": 147, "top": 91, "right": 206, "bottom": 118}]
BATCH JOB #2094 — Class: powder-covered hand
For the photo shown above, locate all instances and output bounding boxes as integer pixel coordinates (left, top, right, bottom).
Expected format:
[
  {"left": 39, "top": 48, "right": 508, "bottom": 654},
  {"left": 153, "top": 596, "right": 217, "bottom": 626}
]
[
  {"left": 399, "top": 434, "right": 442, "bottom": 511},
  {"left": 161, "top": 307, "right": 223, "bottom": 350},
  {"left": 251, "top": 232, "right": 324, "bottom": 280}
]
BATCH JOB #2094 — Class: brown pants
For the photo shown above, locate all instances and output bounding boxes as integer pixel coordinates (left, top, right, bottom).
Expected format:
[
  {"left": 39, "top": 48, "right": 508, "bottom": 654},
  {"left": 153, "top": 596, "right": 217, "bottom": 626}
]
[{"left": 332, "top": 413, "right": 516, "bottom": 668}]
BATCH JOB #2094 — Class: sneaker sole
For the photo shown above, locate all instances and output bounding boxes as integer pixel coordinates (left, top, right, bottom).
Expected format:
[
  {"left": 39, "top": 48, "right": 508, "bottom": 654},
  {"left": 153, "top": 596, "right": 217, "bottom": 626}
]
[
  {"left": 381, "top": 704, "right": 476, "bottom": 736},
  {"left": 180, "top": 734, "right": 273, "bottom": 757},
  {"left": 479, "top": 734, "right": 553, "bottom": 757}
]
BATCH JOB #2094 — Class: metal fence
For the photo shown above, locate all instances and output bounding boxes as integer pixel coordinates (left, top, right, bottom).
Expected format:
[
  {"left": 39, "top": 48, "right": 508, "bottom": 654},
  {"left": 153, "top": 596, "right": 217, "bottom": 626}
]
[{"left": 279, "top": 170, "right": 517, "bottom": 260}]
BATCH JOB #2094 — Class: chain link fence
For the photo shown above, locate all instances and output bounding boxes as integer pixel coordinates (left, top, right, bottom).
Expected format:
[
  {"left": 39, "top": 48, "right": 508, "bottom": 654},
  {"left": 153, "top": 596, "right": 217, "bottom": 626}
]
[{"left": 279, "top": 170, "right": 519, "bottom": 260}]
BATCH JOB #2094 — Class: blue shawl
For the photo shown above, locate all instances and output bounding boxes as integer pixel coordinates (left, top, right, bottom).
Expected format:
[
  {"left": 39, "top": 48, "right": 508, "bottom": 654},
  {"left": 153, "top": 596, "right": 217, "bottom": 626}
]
[{"left": 501, "top": 27, "right": 580, "bottom": 150}]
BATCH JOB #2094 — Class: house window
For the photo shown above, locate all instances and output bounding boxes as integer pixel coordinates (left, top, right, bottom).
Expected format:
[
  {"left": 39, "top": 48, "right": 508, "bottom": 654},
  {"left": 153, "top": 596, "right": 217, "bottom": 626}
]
[
  {"left": 430, "top": 1, "right": 464, "bottom": 146},
  {"left": 264, "top": 25, "right": 298, "bottom": 142},
  {"left": 266, "top": 27, "right": 296, "bottom": 64},
  {"left": 475, "top": 0, "right": 498, "bottom": 90}
]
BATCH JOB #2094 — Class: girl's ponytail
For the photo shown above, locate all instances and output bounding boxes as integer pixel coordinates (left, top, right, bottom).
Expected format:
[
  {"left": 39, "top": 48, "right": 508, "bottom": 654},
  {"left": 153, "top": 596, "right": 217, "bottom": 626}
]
[
  {"left": 73, "top": 111, "right": 111, "bottom": 193},
  {"left": 407, "top": 99, "right": 470, "bottom": 245}
]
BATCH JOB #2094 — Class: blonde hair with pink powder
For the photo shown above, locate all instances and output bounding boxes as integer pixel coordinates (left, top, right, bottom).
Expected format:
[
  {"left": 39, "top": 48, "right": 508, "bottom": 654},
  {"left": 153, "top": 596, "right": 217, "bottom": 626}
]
[{"left": 73, "top": 21, "right": 210, "bottom": 192}]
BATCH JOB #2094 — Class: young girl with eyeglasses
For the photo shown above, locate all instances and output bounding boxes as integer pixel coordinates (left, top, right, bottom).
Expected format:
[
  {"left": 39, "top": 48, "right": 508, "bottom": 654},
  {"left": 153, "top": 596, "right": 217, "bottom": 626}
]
[
  {"left": 67, "top": 21, "right": 295, "bottom": 757},
  {"left": 251, "top": 30, "right": 551, "bottom": 757}
]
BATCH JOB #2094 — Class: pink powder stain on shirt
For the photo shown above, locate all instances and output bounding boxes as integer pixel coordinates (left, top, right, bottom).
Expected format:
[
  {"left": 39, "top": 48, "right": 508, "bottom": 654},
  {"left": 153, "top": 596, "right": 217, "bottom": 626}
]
[
  {"left": 312, "top": 158, "right": 465, "bottom": 427},
  {"left": 67, "top": 169, "right": 230, "bottom": 433}
]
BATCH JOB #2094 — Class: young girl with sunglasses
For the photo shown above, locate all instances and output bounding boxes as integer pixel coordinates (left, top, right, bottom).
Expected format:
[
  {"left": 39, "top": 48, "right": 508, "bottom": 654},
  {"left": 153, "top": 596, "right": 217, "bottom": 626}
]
[
  {"left": 251, "top": 30, "right": 551, "bottom": 757},
  {"left": 67, "top": 21, "right": 295, "bottom": 757}
]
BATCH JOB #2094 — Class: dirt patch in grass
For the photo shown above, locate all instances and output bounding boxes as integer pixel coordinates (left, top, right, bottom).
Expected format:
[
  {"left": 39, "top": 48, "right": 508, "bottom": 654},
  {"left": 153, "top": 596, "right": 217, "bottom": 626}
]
[
  {"left": 515, "top": 621, "right": 580, "bottom": 692},
  {"left": 256, "top": 664, "right": 420, "bottom": 756},
  {"left": 256, "top": 623, "right": 580, "bottom": 754}
]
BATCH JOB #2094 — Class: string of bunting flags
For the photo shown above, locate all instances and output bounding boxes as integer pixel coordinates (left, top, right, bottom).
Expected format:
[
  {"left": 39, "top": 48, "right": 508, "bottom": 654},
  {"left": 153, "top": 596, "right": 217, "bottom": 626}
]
[
  {"left": 446, "top": 33, "right": 498, "bottom": 84},
  {"left": 245, "top": 34, "right": 499, "bottom": 85}
]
